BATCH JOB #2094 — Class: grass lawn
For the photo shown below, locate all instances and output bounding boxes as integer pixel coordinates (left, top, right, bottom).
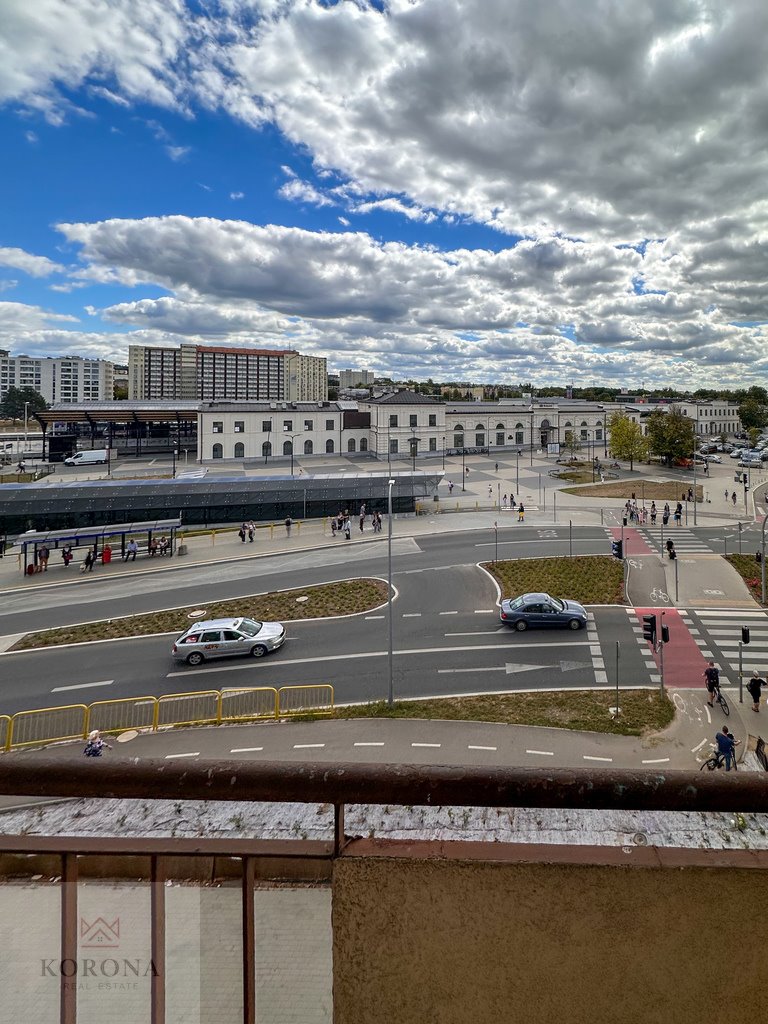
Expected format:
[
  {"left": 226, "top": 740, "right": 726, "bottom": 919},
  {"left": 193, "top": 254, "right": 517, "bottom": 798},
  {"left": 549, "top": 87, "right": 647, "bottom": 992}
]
[
  {"left": 295, "top": 689, "right": 673, "bottom": 737},
  {"left": 485, "top": 555, "right": 625, "bottom": 604},
  {"left": 563, "top": 479, "right": 703, "bottom": 502},
  {"left": 11, "top": 578, "right": 389, "bottom": 650},
  {"left": 725, "top": 554, "right": 766, "bottom": 606}
]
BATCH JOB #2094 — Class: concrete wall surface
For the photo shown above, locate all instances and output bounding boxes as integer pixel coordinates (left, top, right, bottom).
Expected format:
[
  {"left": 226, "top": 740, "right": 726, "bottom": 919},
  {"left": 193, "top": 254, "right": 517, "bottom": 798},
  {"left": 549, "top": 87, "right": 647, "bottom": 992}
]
[{"left": 332, "top": 855, "right": 768, "bottom": 1024}]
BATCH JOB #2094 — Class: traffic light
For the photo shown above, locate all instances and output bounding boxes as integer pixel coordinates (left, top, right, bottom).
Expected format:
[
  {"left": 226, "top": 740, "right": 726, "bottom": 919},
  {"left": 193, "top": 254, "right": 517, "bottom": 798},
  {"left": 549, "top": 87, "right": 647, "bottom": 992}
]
[
  {"left": 642, "top": 614, "right": 657, "bottom": 644},
  {"left": 743, "top": 473, "right": 748, "bottom": 484},
  {"left": 742, "top": 626, "right": 751, "bottom": 644},
  {"left": 661, "top": 624, "right": 670, "bottom": 644},
  {"left": 611, "top": 539, "right": 623, "bottom": 559}
]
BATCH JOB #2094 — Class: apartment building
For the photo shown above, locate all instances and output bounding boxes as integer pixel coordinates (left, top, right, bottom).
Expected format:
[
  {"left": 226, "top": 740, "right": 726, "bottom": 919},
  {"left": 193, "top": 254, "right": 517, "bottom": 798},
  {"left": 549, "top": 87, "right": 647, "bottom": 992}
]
[
  {"left": 129, "top": 344, "right": 327, "bottom": 402},
  {"left": 338, "top": 368, "right": 375, "bottom": 389},
  {"left": 0, "top": 350, "right": 114, "bottom": 404}
]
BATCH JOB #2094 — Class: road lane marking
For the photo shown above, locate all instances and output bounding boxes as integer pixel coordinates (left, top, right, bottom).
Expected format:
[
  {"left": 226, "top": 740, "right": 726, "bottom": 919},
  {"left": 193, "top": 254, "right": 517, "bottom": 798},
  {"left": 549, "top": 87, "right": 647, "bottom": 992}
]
[
  {"left": 230, "top": 747, "right": 264, "bottom": 753},
  {"left": 51, "top": 679, "right": 113, "bottom": 692},
  {"left": 293, "top": 743, "right": 325, "bottom": 749},
  {"left": 641, "top": 758, "right": 670, "bottom": 764},
  {"left": 691, "top": 739, "right": 708, "bottom": 753},
  {"left": 165, "top": 752, "right": 199, "bottom": 759},
  {"left": 526, "top": 749, "right": 554, "bottom": 756},
  {"left": 582, "top": 755, "right": 613, "bottom": 762},
  {"left": 474, "top": 609, "right": 495, "bottom": 614},
  {"left": 445, "top": 630, "right": 507, "bottom": 636},
  {"left": 354, "top": 741, "right": 385, "bottom": 747},
  {"left": 412, "top": 742, "right": 441, "bottom": 748},
  {"left": 166, "top": 640, "right": 595, "bottom": 677},
  {"left": 402, "top": 613, "right": 422, "bottom": 618},
  {"left": 365, "top": 615, "right": 385, "bottom": 620},
  {"left": 468, "top": 745, "right": 497, "bottom": 751},
  {"left": 439, "top": 611, "right": 458, "bottom": 616}
]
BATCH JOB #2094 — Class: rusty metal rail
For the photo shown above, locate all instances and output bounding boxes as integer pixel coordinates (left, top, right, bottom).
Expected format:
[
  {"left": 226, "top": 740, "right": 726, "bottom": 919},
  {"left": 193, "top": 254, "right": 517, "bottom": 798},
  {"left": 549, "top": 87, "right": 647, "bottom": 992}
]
[{"left": 0, "top": 756, "right": 766, "bottom": 812}]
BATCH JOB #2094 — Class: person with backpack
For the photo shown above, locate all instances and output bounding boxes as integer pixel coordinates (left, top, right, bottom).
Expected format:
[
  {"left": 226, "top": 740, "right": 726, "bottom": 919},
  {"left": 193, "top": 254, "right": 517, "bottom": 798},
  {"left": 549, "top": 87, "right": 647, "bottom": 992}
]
[
  {"left": 83, "top": 730, "right": 112, "bottom": 758},
  {"left": 714, "top": 725, "right": 738, "bottom": 771},
  {"left": 703, "top": 661, "right": 720, "bottom": 707},
  {"left": 747, "top": 671, "right": 766, "bottom": 713}
]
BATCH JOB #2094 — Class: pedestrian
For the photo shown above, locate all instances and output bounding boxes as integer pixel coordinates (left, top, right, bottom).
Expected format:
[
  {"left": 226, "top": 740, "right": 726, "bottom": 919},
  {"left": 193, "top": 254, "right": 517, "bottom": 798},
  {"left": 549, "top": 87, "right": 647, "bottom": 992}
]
[
  {"left": 732, "top": 491, "right": 737, "bottom": 505},
  {"left": 247, "top": 522, "right": 255, "bottom": 542},
  {"left": 344, "top": 520, "right": 351, "bottom": 540},
  {"left": 61, "top": 544, "right": 73, "bottom": 568},
  {"left": 650, "top": 501, "right": 657, "bottom": 525},
  {"left": 703, "top": 661, "right": 720, "bottom": 707},
  {"left": 331, "top": 517, "right": 337, "bottom": 538},
  {"left": 517, "top": 503, "right": 525, "bottom": 522},
  {"left": 488, "top": 484, "right": 493, "bottom": 498},
  {"left": 238, "top": 523, "right": 246, "bottom": 543},
  {"left": 724, "top": 487, "right": 729, "bottom": 501},
  {"left": 666, "top": 540, "right": 676, "bottom": 560},
  {"left": 360, "top": 503, "right": 366, "bottom": 518},
  {"left": 125, "top": 539, "right": 138, "bottom": 562},
  {"left": 83, "top": 548, "right": 96, "bottom": 573},
  {"left": 158, "top": 535, "right": 170, "bottom": 556},
  {"left": 599, "top": 472, "right": 605, "bottom": 482},
  {"left": 495, "top": 462, "right": 499, "bottom": 473},
  {"left": 83, "top": 729, "right": 112, "bottom": 757},
  {"left": 359, "top": 513, "right": 365, "bottom": 533},
  {"left": 674, "top": 503, "right": 682, "bottom": 526},
  {"left": 503, "top": 493, "right": 507, "bottom": 507},
  {"left": 38, "top": 545, "right": 49, "bottom": 571},
  {"left": 448, "top": 480, "right": 454, "bottom": 495},
  {"left": 149, "top": 538, "right": 158, "bottom": 557},
  {"left": 704, "top": 463, "right": 709, "bottom": 476},
  {"left": 285, "top": 517, "right": 292, "bottom": 537},
  {"left": 465, "top": 467, "right": 470, "bottom": 476},
  {"left": 687, "top": 487, "right": 693, "bottom": 502},
  {"left": 714, "top": 725, "right": 738, "bottom": 771},
  {"left": 510, "top": 493, "right": 515, "bottom": 508},
  {"left": 747, "top": 671, "right": 766, "bottom": 713}
]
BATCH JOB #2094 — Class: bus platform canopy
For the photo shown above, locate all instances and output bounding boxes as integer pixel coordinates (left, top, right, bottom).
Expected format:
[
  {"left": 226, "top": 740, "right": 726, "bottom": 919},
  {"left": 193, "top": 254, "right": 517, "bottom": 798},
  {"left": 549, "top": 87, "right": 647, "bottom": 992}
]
[{"left": 12, "top": 519, "right": 182, "bottom": 574}]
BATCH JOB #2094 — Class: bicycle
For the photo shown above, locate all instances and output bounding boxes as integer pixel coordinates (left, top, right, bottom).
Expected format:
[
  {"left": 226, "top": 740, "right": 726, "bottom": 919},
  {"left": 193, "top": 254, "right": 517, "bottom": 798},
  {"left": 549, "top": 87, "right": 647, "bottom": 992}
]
[
  {"left": 712, "top": 685, "right": 730, "bottom": 716},
  {"left": 699, "top": 741, "right": 738, "bottom": 771}
]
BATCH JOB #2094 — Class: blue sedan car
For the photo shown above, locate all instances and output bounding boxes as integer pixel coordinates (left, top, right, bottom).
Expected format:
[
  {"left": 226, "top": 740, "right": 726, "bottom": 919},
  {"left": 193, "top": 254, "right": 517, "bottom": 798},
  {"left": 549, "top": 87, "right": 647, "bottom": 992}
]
[{"left": 499, "top": 592, "right": 588, "bottom": 631}]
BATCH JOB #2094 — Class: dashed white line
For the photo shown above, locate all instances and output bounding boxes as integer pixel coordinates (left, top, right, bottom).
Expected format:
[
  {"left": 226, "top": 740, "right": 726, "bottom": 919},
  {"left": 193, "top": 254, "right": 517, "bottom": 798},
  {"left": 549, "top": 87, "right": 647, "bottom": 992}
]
[
  {"left": 412, "top": 742, "right": 441, "bottom": 748},
  {"left": 582, "top": 755, "right": 613, "bottom": 762},
  {"left": 165, "top": 752, "right": 199, "bottom": 759},
  {"left": 467, "top": 744, "right": 497, "bottom": 751},
  {"left": 641, "top": 757, "right": 670, "bottom": 764},
  {"left": 439, "top": 611, "right": 458, "bottom": 616},
  {"left": 474, "top": 609, "right": 495, "bottom": 614},
  {"left": 402, "top": 613, "right": 422, "bottom": 618},
  {"left": 526, "top": 749, "right": 554, "bottom": 756},
  {"left": 230, "top": 746, "right": 264, "bottom": 753},
  {"left": 293, "top": 743, "right": 325, "bottom": 749},
  {"left": 354, "top": 741, "right": 385, "bottom": 747},
  {"left": 691, "top": 739, "right": 709, "bottom": 753},
  {"left": 51, "top": 679, "right": 113, "bottom": 693},
  {"left": 364, "top": 615, "right": 385, "bottom": 620}
]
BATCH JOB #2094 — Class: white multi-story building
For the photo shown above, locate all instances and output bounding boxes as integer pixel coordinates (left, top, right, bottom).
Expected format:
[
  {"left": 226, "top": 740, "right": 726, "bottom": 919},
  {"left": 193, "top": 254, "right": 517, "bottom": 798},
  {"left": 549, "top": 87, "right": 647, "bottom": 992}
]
[
  {"left": 0, "top": 351, "right": 114, "bottom": 405},
  {"left": 611, "top": 400, "right": 742, "bottom": 438},
  {"left": 129, "top": 344, "right": 327, "bottom": 402}
]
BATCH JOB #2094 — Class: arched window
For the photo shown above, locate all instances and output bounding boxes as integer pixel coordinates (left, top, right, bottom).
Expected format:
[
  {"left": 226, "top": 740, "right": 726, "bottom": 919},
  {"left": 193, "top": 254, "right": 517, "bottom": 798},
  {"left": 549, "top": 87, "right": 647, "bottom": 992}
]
[
  {"left": 475, "top": 423, "right": 485, "bottom": 430},
  {"left": 283, "top": 440, "right": 293, "bottom": 456},
  {"left": 304, "top": 439, "right": 313, "bottom": 455},
  {"left": 360, "top": 438, "right": 368, "bottom": 452},
  {"left": 580, "top": 420, "right": 588, "bottom": 427},
  {"left": 564, "top": 421, "right": 572, "bottom": 428},
  {"left": 496, "top": 422, "right": 505, "bottom": 430},
  {"left": 212, "top": 443, "right": 223, "bottom": 460},
  {"left": 326, "top": 439, "right": 334, "bottom": 454},
  {"left": 262, "top": 441, "right": 272, "bottom": 458},
  {"left": 348, "top": 438, "right": 356, "bottom": 452},
  {"left": 453, "top": 424, "right": 464, "bottom": 431},
  {"left": 234, "top": 442, "right": 244, "bottom": 459}
]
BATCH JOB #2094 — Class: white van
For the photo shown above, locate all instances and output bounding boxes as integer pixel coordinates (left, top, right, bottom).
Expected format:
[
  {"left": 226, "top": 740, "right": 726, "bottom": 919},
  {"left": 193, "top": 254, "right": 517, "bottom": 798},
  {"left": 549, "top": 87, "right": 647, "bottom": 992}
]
[{"left": 64, "top": 449, "right": 112, "bottom": 466}]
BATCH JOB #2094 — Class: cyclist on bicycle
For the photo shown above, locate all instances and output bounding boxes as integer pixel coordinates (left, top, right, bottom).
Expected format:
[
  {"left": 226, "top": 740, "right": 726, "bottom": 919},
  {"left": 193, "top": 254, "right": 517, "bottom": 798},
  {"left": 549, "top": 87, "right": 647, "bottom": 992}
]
[
  {"left": 703, "top": 661, "right": 719, "bottom": 707},
  {"left": 714, "top": 726, "right": 738, "bottom": 771}
]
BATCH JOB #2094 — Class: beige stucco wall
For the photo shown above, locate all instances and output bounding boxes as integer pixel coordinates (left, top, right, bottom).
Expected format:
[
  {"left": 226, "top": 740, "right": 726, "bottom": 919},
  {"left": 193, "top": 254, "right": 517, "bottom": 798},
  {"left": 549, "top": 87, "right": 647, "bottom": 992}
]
[{"left": 333, "top": 856, "right": 768, "bottom": 1024}]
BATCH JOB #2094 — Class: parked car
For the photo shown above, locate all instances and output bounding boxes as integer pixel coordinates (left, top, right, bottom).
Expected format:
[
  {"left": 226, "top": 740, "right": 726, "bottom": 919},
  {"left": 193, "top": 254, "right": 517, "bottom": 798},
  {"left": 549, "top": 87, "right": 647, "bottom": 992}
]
[
  {"left": 499, "top": 593, "right": 588, "bottom": 631},
  {"left": 172, "top": 617, "right": 285, "bottom": 665},
  {"left": 704, "top": 454, "right": 722, "bottom": 463},
  {"left": 730, "top": 448, "right": 746, "bottom": 459}
]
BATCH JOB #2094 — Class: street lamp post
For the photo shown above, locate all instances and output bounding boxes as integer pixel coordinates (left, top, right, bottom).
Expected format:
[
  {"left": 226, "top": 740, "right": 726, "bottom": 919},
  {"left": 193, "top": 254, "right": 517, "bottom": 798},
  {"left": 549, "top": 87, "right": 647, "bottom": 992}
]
[
  {"left": 515, "top": 450, "right": 520, "bottom": 494},
  {"left": 23, "top": 401, "right": 29, "bottom": 459},
  {"left": 462, "top": 447, "right": 466, "bottom": 491},
  {"left": 283, "top": 429, "right": 300, "bottom": 477},
  {"left": 387, "top": 478, "right": 395, "bottom": 706},
  {"left": 692, "top": 416, "right": 698, "bottom": 526},
  {"left": 761, "top": 514, "right": 768, "bottom": 604},
  {"left": 442, "top": 435, "right": 446, "bottom": 471}
]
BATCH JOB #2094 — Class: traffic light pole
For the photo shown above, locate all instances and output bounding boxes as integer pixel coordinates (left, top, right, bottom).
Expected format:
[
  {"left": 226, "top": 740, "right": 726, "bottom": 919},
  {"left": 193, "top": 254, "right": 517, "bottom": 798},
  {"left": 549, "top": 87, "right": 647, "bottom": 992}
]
[
  {"left": 658, "top": 611, "right": 666, "bottom": 694},
  {"left": 739, "top": 640, "right": 743, "bottom": 703}
]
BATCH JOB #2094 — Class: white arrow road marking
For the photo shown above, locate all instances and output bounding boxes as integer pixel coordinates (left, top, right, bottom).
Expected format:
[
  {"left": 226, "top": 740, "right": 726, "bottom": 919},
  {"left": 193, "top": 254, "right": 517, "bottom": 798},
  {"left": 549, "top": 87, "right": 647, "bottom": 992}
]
[
  {"left": 51, "top": 679, "right": 113, "bottom": 692},
  {"left": 559, "top": 660, "right": 593, "bottom": 671}
]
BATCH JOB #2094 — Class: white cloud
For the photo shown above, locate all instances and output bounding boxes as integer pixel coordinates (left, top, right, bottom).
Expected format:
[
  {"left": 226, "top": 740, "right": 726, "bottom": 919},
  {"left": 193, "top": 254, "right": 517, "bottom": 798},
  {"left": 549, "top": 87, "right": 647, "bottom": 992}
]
[
  {"left": 165, "top": 144, "right": 190, "bottom": 161},
  {"left": 230, "top": 191, "right": 245, "bottom": 200},
  {"left": 0, "top": 246, "right": 64, "bottom": 277},
  {"left": 277, "top": 177, "right": 333, "bottom": 207}
]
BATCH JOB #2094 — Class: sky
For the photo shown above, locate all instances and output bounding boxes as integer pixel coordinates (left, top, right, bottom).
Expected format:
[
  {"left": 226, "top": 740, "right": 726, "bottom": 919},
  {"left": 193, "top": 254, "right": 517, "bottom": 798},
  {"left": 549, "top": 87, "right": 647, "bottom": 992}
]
[{"left": 1, "top": 0, "right": 768, "bottom": 390}]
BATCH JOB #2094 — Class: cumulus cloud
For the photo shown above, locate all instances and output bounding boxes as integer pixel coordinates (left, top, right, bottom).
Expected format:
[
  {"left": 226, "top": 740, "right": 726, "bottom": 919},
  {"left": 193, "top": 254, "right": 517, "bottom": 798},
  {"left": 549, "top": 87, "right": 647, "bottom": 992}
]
[
  {"left": 278, "top": 177, "right": 333, "bottom": 207},
  {"left": 0, "top": 246, "right": 64, "bottom": 277}
]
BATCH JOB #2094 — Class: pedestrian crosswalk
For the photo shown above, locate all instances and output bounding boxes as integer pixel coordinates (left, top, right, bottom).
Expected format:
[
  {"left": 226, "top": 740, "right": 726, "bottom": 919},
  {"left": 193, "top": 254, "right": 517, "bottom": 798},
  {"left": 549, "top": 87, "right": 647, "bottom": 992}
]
[
  {"left": 680, "top": 609, "right": 768, "bottom": 686},
  {"left": 639, "top": 528, "right": 712, "bottom": 554}
]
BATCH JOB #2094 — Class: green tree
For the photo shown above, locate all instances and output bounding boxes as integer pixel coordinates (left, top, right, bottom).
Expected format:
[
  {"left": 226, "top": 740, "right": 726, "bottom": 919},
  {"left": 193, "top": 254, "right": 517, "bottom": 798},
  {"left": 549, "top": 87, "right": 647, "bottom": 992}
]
[
  {"left": 563, "top": 430, "right": 582, "bottom": 458},
  {"left": 113, "top": 382, "right": 128, "bottom": 400},
  {"left": 0, "top": 386, "right": 47, "bottom": 421},
  {"left": 737, "top": 398, "right": 768, "bottom": 431},
  {"left": 607, "top": 412, "right": 648, "bottom": 471},
  {"left": 645, "top": 406, "right": 695, "bottom": 465}
]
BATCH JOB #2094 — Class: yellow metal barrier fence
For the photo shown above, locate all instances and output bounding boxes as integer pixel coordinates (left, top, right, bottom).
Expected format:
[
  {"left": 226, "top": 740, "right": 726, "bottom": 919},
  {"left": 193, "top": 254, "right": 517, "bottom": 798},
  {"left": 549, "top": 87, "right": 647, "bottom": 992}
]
[
  {"left": 9, "top": 704, "right": 89, "bottom": 750},
  {"left": 221, "top": 688, "right": 279, "bottom": 723},
  {"left": 157, "top": 690, "right": 221, "bottom": 729},
  {"left": 278, "top": 684, "right": 334, "bottom": 717},
  {"left": 88, "top": 697, "right": 159, "bottom": 736},
  {"left": 2, "top": 684, "right": 335, "bottom": 752}
]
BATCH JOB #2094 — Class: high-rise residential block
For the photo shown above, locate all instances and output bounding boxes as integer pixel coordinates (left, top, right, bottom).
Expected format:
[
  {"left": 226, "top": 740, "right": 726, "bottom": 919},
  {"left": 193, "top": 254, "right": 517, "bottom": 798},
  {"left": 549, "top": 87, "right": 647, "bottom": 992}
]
[{"left": 0, "top": 352, "right": 114, "bottom": 404}]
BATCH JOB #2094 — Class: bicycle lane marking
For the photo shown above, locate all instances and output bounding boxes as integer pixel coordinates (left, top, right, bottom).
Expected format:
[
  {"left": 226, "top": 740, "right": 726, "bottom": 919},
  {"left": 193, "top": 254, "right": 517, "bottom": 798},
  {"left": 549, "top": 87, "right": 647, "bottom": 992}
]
[
  {"left": 608, "top": 526, "right": 657, "bottom": 557},
  {"left": 633, "top": 606, "right": 708, "bottom": 687}
]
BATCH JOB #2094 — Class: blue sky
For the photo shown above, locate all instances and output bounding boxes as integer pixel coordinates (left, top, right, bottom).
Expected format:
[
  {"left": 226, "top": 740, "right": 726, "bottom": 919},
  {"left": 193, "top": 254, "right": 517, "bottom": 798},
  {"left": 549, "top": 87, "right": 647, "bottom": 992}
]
[{"left": 1, "top": 0, "right": 768, "bottom": 388}]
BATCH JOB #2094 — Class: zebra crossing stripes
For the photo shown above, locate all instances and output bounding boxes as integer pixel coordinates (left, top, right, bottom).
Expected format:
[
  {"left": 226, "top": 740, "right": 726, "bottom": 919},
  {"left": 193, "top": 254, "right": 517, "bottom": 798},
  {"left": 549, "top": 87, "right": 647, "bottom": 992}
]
[
  {"left": 687, "top": 609, "right": 768, "bottom": 684},
  {"left": 586, "top": 612, "right": 607, "bottom": 683},
  {"left": 639, "top": 529, "right": 712, "bottom": 553},
  {"left": 624, "top": 607, "right": 661, "bottom": 683}
]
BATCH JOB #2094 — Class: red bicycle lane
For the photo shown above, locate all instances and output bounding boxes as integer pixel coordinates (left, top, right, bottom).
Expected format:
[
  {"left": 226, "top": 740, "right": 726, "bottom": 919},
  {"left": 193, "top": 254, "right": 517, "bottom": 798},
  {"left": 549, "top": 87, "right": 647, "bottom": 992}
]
[{"left": 609, "top": 528, "right": 707, "bottom": 688}]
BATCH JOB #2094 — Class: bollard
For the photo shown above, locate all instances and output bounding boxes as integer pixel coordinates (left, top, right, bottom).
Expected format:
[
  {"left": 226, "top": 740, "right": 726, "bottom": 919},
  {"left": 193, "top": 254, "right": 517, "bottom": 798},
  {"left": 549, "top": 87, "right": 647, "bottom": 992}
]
[
  {"left": 211, "top": 531, "right": 215, "bottom": 546},
  {"left": 297, "top": 521, "right": 301, "bottom": 534}
]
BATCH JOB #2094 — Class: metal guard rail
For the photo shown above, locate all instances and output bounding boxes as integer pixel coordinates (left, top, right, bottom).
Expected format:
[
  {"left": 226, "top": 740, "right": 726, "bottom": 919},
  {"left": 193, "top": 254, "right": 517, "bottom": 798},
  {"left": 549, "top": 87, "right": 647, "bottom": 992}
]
[
  {"left": 1, "top": 684, "right": 334, "bottom": 752},
  {"left": 0, "top": 757, "right": 766, "bottom": 814}
]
